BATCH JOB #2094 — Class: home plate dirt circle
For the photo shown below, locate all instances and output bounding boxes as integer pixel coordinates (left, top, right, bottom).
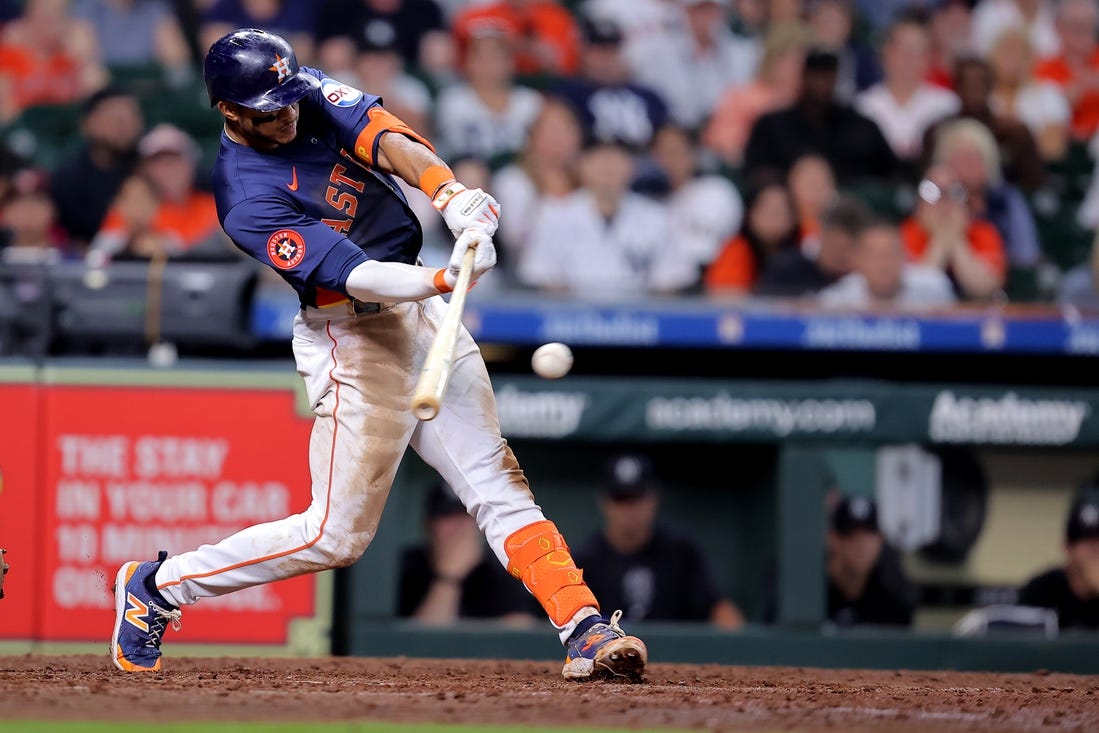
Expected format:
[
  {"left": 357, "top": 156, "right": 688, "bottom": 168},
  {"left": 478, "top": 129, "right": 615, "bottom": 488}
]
[{"left": 2, "top": 655, "right": 1097, "bottom": 732}]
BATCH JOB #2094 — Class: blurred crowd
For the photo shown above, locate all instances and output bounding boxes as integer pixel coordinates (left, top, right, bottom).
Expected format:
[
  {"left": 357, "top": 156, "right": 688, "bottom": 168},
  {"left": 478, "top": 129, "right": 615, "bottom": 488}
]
[{"left": 3, "top": 0, "right": 1099, "bottom": 308}]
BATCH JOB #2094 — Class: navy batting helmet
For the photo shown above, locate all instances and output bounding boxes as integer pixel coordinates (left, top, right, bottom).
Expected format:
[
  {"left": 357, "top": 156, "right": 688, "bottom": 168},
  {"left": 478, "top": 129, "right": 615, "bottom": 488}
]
[{"left": 204, "top": 28, "right": 319, "bottom": 111}]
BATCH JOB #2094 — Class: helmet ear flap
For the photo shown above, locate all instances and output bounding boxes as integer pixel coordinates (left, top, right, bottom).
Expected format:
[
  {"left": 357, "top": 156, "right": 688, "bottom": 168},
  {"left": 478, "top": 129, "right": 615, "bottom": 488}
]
[{"left": 203, "top": 28, "right": 318, "bottom": 112}]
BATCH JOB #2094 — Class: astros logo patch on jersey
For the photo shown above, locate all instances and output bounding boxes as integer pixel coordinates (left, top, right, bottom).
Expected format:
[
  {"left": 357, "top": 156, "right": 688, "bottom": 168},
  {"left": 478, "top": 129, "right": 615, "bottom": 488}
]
[
  {"left": 321, "top": 78, "right": 363, "bottom": 107},
  {"left": 267, "top": 229, "right": 306, "bottom": 269}
]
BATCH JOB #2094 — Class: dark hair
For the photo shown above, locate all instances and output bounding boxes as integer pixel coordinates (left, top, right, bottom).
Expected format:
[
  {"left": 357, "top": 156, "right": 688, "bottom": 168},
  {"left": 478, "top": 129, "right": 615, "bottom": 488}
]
[
  {"left": 820, "top": 194, "right": 874, "bottom": 236},
  {"left": 81, "top": 86, "right": 135, "bottom": 118}
]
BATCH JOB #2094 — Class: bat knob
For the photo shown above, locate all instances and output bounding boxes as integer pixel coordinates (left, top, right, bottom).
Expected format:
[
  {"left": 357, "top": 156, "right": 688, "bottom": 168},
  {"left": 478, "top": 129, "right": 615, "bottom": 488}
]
[{"left": 413, "top": 400, "right": 439, "bottom": 421}]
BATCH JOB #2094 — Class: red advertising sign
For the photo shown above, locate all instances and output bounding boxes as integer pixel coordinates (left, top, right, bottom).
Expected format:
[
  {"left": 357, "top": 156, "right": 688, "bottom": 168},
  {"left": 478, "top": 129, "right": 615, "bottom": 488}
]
[
  {"left": 38, "top": 384, "right": 317, "bottom": 643},
  {"left": 0, "top": 382, "right": 41, "bottom": 638}
]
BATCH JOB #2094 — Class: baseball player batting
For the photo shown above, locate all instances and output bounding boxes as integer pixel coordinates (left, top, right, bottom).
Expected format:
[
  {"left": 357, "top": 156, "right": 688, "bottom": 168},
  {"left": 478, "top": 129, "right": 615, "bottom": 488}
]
[{"left": 109, "top": 28, "right": 646, "bottom": 682}]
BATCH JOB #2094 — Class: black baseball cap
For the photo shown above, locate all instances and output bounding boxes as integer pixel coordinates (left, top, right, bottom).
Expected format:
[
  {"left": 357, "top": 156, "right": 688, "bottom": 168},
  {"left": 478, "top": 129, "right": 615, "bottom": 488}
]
[
  {"left": 581, "top": 16, "right": 623, "bottom": 46},
  {"left": 804, "top": 48, "right": 840, "bottom": 72},
  {"left": 425, "top": 482, "right": 466, "bottom": 519},
  {"left": 1066, "top": 496, "right": 1099, "bottom": 544},
  {"left": 603, "top": 454, "right": 659, "bottom": 500},
  {"left": 831, "top": 495, "right": 879, "bottom": 534}
]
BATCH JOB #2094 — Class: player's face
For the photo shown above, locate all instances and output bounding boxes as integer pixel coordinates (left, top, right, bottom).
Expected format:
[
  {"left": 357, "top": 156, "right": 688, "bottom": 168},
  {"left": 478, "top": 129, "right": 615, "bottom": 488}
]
[{"left": 226, "top": 102, "right": 300, "bottom": 150}]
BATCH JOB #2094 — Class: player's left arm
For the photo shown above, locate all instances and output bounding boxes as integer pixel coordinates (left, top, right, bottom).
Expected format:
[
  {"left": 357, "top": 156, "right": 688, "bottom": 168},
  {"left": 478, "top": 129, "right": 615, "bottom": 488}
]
[
  {"left": 368, "top": 121, "right": 499, "bottom": 286},
  {"left": 372, "top": 125, "right": 499, "bottom": 239}
]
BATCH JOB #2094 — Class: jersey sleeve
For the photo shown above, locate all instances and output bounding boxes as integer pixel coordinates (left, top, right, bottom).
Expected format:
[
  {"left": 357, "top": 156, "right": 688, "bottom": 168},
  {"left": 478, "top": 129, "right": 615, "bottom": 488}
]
[
  {"left": 301, "top": 66, "right": 435, "bottom": 168},
  {"left": 222, "top": 195, "right": 368, "bottom": 293}
]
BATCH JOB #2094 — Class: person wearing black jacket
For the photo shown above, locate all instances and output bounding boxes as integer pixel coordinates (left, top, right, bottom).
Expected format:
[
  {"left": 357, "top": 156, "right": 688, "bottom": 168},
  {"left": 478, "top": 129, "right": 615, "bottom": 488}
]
[
  {"left": 827, "top": 495, "right": 918, "bottom": 627},
  {"left": 1018, "top": 494, "right": 1099, "bottom": 631},
  {"left": 744, "top": 48, "right": 899, "bottom": 185}
]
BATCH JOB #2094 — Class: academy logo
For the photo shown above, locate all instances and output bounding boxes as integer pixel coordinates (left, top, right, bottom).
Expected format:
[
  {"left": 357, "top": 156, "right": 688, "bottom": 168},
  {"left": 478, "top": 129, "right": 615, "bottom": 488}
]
[
  {"left": 321, "top": 79, "right": 363, "bottom": 107},
  {"left": 268, "top": 53, "right": 293, "bottom": 83},
  {"left": 267, "top": 229, "right": 306, "bottom": 269},
  {"left": 929, "top": 390, "right": 1090, "bottom": 445}
]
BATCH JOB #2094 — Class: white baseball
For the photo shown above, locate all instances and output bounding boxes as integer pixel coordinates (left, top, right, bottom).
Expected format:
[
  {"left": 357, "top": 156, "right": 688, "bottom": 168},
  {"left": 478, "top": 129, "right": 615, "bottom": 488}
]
[{"left": 531, "top": 342, "right": 573, "bottom": 379}]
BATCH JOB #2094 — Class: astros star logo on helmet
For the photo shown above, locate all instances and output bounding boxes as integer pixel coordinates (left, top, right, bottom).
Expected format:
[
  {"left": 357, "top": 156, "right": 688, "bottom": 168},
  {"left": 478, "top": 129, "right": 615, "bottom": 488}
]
[{"left": 268, "top": 53, "right": 292, "bottom": 83}]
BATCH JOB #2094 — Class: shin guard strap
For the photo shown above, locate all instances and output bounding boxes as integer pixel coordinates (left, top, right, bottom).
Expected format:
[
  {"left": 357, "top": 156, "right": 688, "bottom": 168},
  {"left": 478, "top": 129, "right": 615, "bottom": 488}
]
[{"left": 504, "top": 520, "right": 598, "bottom": 626}]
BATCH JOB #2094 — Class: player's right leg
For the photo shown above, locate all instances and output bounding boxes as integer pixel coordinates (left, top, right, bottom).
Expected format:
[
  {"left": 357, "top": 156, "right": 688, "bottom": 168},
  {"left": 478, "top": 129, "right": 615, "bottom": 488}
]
[
  {"left": 110, "top": 306, "right": 420, "bottom": 670},
  {"left": 409, "top": 298, "right": 646, "bottom": 681}
]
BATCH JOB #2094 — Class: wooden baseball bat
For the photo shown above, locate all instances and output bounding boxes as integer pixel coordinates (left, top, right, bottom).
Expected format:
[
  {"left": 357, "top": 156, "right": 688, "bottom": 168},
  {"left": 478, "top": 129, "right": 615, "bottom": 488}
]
[{"left": 411, "top": 245, "right": 477, "bottom": 421}]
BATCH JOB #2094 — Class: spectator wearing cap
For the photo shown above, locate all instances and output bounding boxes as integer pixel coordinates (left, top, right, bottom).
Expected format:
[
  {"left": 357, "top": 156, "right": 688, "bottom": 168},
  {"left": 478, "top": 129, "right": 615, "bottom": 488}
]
[
  {"left": 315, "top": 0, "right": 451, "bottom": 83},
  {"left": 90, "top": 124, "right": 224, "bottom": 259},
  {"left": 572, "top": 454, "right": 744, "bottom": 629},
  {"left": 433, "top": 23, "right": 543, "bottom": 163},
  {"left": 518, "top": 137, "right": 696, "bottom": 298},
  {"left": 826, "top": 495, "right": 918, "bottom": 627},
  {"left": 551, "top": 15, "right": 669, "bottom": 150},
  {"left": 1017, "top": 494, "right": 1099, "bottom": 631},
  {"left": 743, "top": 48, "right": 899, "bottom": 185},
  {"left": 49, "top": 87, "right": 144, "bottom": 247},
  {"left": 397, "top": 482, "right": 539, "bottom": 626},
  {"left": 200, "top": 0, "right": 318, "bottom": 67},
  {"left": 854, "top": 15, "right": 960, "bottom": 164},
  {"left": 626, "top": 0, "right": 759, "bottom": 130},
  {"left": 451, "top": 0, "right": 581, "bottom": 78}
]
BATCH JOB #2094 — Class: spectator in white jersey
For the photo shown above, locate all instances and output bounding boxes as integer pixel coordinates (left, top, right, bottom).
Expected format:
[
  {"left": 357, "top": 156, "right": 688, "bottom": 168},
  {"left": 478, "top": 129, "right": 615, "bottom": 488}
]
[
  {"left": 433, "top": 23, "right": 543, "bottom": 163},
  {"left": 647, "top": 124, "right": 743, "bottom": 278},
  {"left": 518, "top": 137, "right": 695, "bottom": 299},
  {"left": 854, "top": 14, "right": 960, "bottom": 165},
  {"left": 627, "top": 0, "right": 760, "bottom": 130}
]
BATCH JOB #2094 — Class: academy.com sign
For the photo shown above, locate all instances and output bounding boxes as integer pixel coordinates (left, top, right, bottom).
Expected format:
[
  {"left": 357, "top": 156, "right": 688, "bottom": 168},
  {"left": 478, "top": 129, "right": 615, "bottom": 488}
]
[
  {"left": 646, "top": 393, "right": 877, "bottom": 437},
  {"left": 929, "top": 391, "right": 1091, "bottom": 445}
]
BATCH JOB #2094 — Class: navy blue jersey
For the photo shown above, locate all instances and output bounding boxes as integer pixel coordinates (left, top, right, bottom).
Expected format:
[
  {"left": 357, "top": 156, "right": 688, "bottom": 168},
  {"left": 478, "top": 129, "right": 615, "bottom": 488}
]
[{"left": 212, "top": 67, "right": 425, "bottom": 307}]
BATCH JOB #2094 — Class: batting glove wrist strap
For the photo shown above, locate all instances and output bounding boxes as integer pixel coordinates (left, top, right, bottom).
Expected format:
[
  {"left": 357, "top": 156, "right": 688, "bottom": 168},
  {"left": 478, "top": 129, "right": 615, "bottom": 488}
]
[
  {"left": 434, "top": 268, "right": 454, "bottom": 294},
  {"left": 431, "top": 181, "right": 466, "bottom": 211}
]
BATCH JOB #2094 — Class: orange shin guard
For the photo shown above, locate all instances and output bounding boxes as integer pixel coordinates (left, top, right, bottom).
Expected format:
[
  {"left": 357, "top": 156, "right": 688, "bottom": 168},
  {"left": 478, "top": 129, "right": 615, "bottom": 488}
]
[{"left": 504, "top": 520, "right": 598, "bottom": 627}]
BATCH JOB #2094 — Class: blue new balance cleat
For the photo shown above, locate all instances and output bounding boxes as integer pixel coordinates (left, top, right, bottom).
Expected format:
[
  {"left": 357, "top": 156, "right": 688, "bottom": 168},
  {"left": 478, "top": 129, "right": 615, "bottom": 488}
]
[
  {"left": 110, "top": 550, "right": 182, "bottom": 672},
  {"left": 562, "top": 610, "right": 647, "bottom": 682}
]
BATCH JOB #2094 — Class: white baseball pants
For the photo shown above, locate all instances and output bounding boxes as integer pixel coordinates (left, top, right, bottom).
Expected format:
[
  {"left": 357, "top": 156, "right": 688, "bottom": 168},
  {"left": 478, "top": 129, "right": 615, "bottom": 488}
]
[{"left": 155, "top": 296, "right": 548, "bottom": 610}]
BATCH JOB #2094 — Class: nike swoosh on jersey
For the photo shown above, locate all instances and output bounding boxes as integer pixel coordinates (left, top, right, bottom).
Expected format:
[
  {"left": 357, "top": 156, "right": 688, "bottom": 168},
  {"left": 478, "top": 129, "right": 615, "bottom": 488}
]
[{"left": 287, "top": 167, "right": 298, "bottom": 191}]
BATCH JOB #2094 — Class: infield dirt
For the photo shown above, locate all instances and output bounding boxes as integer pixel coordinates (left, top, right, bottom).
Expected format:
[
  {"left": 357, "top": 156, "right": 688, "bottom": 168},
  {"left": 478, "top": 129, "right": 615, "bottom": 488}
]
[{"left": 1, "top": 655, "right": 1097, "bottom": 732}]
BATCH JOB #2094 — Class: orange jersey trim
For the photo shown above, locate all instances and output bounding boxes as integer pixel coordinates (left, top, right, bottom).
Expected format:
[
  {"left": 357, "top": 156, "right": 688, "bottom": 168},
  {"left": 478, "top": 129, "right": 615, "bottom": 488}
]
[{"left": 353, "top": 106, "right": 434, "bottom": 167}]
